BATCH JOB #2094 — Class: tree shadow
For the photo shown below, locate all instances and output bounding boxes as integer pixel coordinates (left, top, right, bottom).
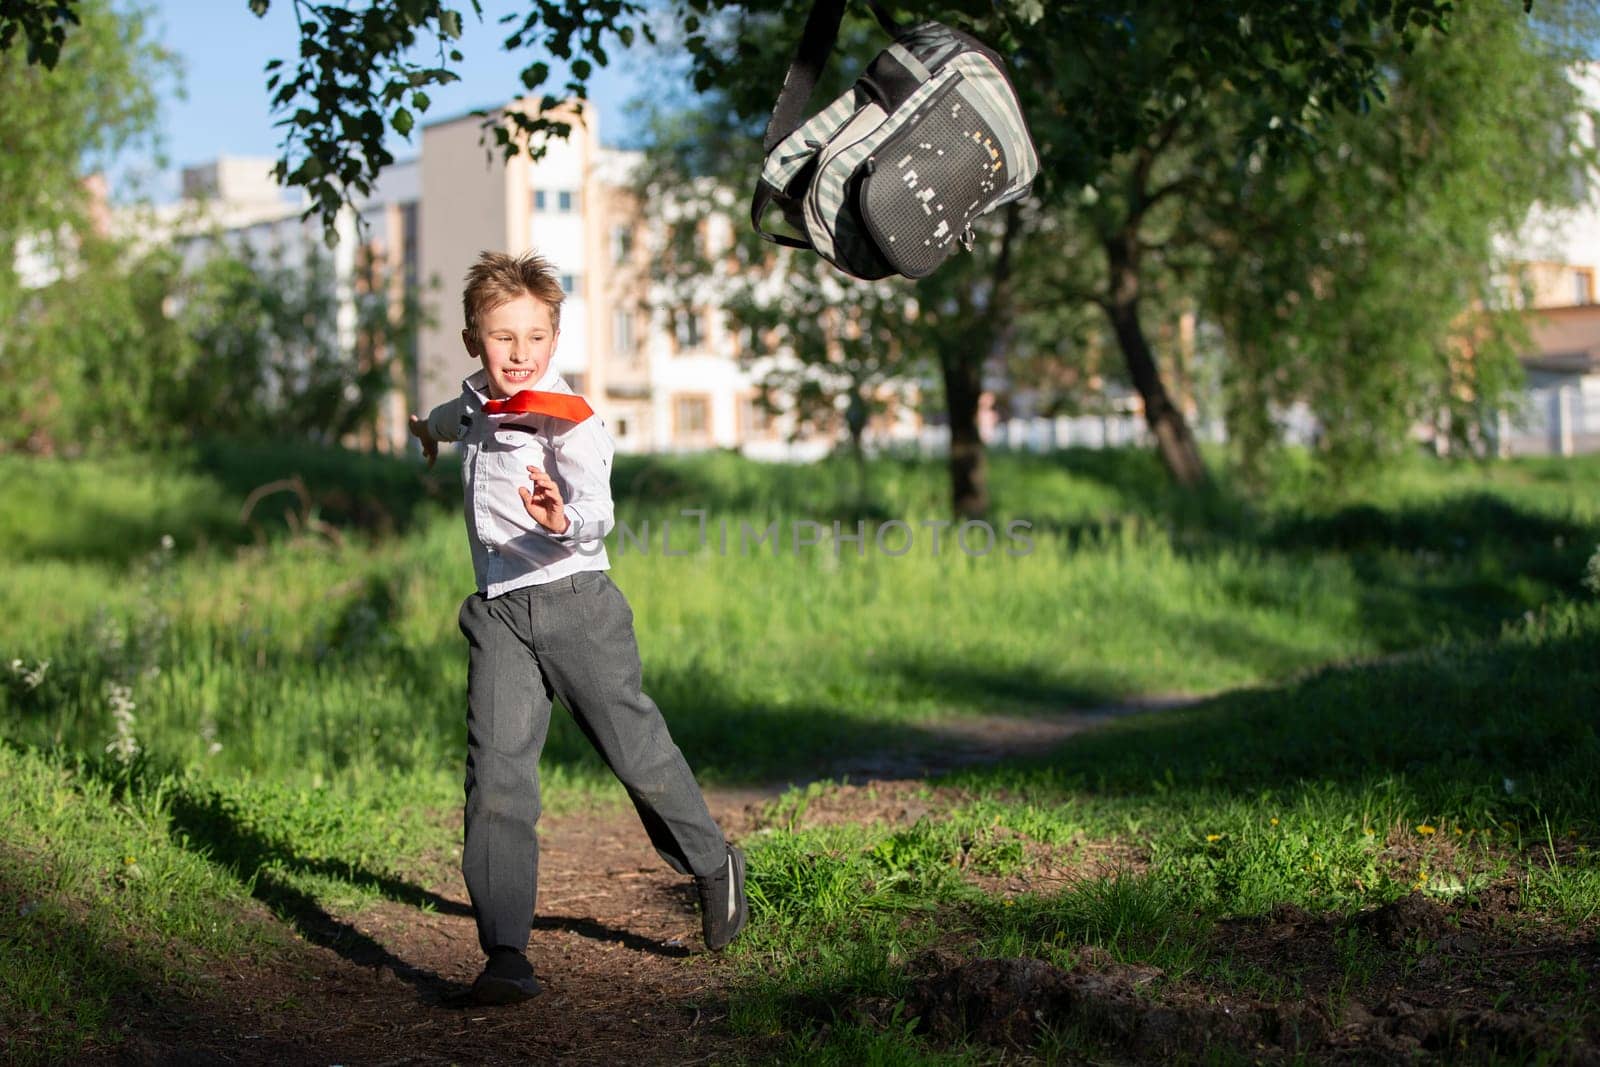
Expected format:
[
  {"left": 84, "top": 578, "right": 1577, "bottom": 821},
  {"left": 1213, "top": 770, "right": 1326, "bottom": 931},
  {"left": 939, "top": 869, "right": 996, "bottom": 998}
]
[
  {"left": 0, "top": 847, "right": 319, "bottom": 1064},
  {"left": 952, "top": 609, "right": 1600, "bottom": 820}
]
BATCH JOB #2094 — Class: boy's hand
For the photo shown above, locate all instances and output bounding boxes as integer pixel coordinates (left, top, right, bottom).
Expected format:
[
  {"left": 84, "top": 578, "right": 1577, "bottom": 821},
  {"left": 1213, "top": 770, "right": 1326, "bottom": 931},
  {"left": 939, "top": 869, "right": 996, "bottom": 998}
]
[
  {"left": 519, "top": 466, "right": 569, "bottom": 533},
  {"left": 408, "top": 415, "right": 438, "bottom": 468}
]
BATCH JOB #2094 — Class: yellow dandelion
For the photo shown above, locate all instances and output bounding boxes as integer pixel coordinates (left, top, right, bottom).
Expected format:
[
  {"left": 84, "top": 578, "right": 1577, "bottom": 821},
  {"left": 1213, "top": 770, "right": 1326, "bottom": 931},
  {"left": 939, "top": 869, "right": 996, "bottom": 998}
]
[
  {"left": 1270, "top": 818, "right": 1280, "bottom": 826},
  {"left": 1455, "top": 828, "right": 1463, "bottom": 835},
  {"left": 1416, "top": 824, "right": 1437, "bottom": 835},
  {"left": 1205, "top": 834, "right": 1222, "bottom": 843},
  {"left": 1362, "top": 828, "right": 1375, "bottom": 837}
]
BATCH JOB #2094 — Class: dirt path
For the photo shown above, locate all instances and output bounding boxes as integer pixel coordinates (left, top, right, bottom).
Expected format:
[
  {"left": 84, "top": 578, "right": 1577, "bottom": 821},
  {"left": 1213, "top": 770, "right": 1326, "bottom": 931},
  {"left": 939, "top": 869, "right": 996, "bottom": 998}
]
[
  {"left": 108, "top": 698, "right": 1600, "bottom": 1066},
  {"left": 109, "top": 707, "right": 1179, "bottom": 1066}
]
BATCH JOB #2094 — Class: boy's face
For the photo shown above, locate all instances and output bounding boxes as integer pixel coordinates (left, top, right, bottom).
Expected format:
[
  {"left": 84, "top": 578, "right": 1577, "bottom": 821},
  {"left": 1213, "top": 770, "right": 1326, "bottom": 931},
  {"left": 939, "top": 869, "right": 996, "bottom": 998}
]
[{"left": 463, "top": 293, "right": 559, "bottom": 398}]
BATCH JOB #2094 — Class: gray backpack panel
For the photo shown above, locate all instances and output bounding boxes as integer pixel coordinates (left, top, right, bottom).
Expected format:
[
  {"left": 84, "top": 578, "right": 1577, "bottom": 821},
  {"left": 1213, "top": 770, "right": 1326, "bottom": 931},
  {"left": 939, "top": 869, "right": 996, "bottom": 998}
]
[{"left": 753, "top": 2, "right": 1038, "bottom": 281}]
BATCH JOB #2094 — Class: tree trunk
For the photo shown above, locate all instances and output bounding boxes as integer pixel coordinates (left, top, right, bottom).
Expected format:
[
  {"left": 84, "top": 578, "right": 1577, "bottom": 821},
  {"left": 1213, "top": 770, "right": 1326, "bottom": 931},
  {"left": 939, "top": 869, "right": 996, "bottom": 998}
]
[
  {"left": 934, "top": 204, "right": 1023, "bottom": 519},
  {"left": 845, "top": 386, "right": 870, "bottom": 506},
  {"left": 939, "top": 346, "right": 988, "bottom": 518},
  {"left": 1102, "top": 229, "right": 1209, "bottom": 488}
]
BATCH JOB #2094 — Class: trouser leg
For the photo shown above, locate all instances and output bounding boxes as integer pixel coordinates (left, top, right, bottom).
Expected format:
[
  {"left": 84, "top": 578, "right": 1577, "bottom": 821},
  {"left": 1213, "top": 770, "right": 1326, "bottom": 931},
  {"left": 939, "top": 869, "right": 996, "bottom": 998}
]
[
  {"left": 537, "top": 573, "right": 727, "bottom": 878},
  {"left": 459, "top": 591, "right": 552, "bottom": 955}
]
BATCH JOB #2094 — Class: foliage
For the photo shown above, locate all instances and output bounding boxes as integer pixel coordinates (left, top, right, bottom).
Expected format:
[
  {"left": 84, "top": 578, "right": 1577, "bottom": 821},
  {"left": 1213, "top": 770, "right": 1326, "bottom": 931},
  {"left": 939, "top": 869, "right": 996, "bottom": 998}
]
[
  {"left": 0, "top": 0, "right": 169, "bottom": 254},
  {"left": 0, "top": 0, "right": 174, "bottom": 444},
  {"left": 1, "top": 237, "right": 190, "bottom": 453},
  {"left": 1, "top": 0, "right": 1464, "bottom": 239},
  {"left": 1205, "top": 1, "right": 1597, "bottom": 480},
  {"left": 0, "top": 233, "right": 425, "bottom": 455},
  {"left": 172, "top": 239, "right": 427, "bottom": 445}
]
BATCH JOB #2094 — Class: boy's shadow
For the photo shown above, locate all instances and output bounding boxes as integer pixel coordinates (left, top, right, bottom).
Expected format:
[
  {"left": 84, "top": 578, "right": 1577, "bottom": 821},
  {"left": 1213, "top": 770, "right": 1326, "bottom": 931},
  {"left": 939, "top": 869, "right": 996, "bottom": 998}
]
[
  {"left": 531, "top": 914, "right": 693, "bottom": 959},
  {"left": 160, "top": 788, "right": 480, "bottom": 1004}
]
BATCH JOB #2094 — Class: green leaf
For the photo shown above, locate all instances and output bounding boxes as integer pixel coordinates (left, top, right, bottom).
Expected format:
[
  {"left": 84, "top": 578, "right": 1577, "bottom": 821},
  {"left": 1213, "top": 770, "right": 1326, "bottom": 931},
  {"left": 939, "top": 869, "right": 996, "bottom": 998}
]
[
  {"left": 439, "top": 9, "right": 462, "bottom": 39},
  {"left": 520, "top": 61, "right": 549, "bottom": 89},
  {"left": 393, "top": 107, "right": 413, "bottom": 137}
]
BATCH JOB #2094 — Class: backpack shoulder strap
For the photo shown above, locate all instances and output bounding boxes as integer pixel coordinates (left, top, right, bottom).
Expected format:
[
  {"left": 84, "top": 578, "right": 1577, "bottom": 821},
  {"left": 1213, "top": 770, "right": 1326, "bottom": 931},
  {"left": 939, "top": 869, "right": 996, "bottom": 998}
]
[{"left": 753, "top": 0, "right": 903, "bottom": 249}]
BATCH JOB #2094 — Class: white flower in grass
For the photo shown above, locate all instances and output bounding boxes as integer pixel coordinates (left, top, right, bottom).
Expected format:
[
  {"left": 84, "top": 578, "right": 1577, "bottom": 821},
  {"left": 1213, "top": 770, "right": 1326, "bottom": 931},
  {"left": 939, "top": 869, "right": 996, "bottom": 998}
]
[
  {"left": 105, "top": 682, "right": 139, "bottom": 764},
  {"left": 1584, "top": 544, "right": 1600, "bottom": 597},
  {"left": 9, "top": 658, "right": 49, "bottom": 690},
  {"left": 199, "top": 717, "right": 223, "bottom": 757}
]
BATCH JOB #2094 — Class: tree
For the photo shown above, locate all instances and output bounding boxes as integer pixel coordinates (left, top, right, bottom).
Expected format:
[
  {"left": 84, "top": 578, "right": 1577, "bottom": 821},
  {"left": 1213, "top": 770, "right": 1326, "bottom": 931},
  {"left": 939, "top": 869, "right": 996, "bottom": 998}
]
[
  {"left": 172, "top": 238, "right": 427, "bottom": 445},
  {"left": 0, "top": 0, "right": 1499, "bottom": 483},
  {"left": 1200, "top": 1, "right": 1595, "bottom": 481},
  {"left": 0, "top": 0, "right": 175, "bottom": 451}
]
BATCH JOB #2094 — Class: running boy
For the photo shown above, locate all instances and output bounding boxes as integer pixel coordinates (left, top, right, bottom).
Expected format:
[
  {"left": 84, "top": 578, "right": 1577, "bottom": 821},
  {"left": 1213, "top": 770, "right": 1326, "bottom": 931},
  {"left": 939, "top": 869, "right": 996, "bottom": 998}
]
[{"left": 410, "top": 250, "right": 747, "bottom": 1006}]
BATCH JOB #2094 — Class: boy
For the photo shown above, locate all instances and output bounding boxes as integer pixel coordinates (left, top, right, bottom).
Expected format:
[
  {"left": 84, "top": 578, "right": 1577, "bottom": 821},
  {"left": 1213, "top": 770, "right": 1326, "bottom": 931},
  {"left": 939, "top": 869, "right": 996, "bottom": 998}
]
[{"left": 410, "top": 250, "right": 747, "bottom": 1006}]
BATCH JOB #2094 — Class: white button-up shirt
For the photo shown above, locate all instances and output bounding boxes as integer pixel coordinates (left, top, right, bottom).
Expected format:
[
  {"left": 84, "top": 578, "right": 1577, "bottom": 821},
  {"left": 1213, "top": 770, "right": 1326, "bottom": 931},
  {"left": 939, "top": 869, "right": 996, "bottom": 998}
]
[{"left": 426, "top": 368, "right": 613, "bottom": 598}]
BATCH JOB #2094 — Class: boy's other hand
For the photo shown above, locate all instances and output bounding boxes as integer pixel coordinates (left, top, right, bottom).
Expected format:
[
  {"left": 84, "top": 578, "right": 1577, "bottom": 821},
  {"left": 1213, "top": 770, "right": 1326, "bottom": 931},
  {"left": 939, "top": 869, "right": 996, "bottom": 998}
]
[
  {"left": 519, "top": 466, "right": 569, "bottom": 533},
  {"left": 409, "top": 415, "right": 439, "bottom": 468}
]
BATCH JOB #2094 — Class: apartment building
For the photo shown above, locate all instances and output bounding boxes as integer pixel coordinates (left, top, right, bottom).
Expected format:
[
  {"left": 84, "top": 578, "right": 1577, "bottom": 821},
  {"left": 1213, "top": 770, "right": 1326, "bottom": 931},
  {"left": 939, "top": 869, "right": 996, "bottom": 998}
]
[{"left": 416, "top": 100, "right": 782, "bottom": 457}]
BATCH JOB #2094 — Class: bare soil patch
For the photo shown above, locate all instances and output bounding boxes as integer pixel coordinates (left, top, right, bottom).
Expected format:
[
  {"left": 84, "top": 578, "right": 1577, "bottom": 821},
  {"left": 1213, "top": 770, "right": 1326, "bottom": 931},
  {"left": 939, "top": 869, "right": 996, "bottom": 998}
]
[
  {"left": 103, "top": 795, "right": 768, "bottom": 1066},
  {"left": 901, "top": 890, "right": 1600, "bottom": 1064}
]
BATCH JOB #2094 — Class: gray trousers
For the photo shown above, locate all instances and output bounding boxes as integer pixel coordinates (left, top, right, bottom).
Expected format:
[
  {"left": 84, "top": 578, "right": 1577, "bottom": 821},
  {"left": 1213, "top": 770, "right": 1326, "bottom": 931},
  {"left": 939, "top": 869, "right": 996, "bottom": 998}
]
[{"left": 457, "top": 570, "right": 727, "bottom": 955}]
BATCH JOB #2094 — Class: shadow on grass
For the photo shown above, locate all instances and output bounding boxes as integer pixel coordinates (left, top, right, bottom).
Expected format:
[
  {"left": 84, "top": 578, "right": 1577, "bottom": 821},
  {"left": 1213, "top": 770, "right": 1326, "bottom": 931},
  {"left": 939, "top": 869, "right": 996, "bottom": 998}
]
[
  {"left": 959, "top": 603, "right": 1600, "bottom": 823},
  {"left": 43, "top": 755, "right": 477, "bottom": 1005},
  {"left": 0, "top": 849, "right": 314, "bottom": 1064}
]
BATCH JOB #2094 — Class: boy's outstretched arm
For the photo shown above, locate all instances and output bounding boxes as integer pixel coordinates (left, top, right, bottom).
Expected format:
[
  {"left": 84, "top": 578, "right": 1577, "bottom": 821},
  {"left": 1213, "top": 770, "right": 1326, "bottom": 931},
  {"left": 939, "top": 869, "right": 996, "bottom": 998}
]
[
  {"left": 409, "top": 415, "right": 439, "bottom": 468},
  {"left": 409, "top": 396, "right": 466, "bottom": 468}
]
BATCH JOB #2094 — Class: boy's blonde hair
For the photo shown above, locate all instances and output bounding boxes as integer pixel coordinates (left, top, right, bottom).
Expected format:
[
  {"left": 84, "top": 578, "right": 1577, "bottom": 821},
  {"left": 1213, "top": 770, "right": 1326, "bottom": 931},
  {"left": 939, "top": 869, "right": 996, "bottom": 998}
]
[{"left": 462, "top": 250, "right": 565, "bottom": 335}]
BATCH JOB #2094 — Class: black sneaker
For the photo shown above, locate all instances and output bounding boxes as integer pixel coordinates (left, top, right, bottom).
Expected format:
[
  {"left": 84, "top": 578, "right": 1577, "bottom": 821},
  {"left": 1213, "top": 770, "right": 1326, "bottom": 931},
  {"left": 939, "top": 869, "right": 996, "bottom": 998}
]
[
  {"left": 695, "top": 843, "right": 748, "bottom": 952},
  {"left": 470, "top": 946, "right": 541, "bottom": 1005}
]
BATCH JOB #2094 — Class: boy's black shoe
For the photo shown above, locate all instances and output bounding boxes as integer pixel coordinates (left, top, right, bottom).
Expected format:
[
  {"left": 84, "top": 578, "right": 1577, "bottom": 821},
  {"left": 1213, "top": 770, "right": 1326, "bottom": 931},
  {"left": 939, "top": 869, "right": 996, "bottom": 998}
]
[
  {"left": 471, "top": 946, "right": 541, "bottom": 1005},
  {"left": 695, "top": 843, "right": 748, "bottom": 952}
]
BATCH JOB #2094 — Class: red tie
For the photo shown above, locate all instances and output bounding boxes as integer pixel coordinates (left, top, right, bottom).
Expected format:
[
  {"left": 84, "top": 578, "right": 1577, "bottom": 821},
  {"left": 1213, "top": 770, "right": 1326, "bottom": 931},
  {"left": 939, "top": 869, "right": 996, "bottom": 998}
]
[{"left": 482, "top": 389, "right": 594, "bottom": 423}]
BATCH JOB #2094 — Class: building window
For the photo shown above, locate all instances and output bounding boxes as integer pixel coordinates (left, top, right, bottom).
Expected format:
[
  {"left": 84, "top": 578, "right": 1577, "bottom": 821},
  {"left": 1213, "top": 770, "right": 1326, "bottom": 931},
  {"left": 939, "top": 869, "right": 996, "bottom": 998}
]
[
  {"left": 612, "top": 308, "right": 634, "bottom": 357},
  {"left": 1577, "top": 269, "right": 1594, "bottom": 306},
  {"left": 533, "top": 189, "right": 547, "bottom": 211},
  {"left": 673, "top": 394, "right": 711, "bottom": 439},
  {"left": 614, "top": 416, "right": 630, "bottom": 438},
  {"left": 674, "top": 308, "right": 702, "bottom": 351},
  {"left": 610, "top": 224, "right": 633, "bottom": 264},
  {"left": 558, "top": 189, "right": 577, "bottom": 213},
  {"left": 565, "top": 372, "right": 586, "bottom": 395},
  {"left": 740, "top": 393, "right": 775, "bottom": 438},
  {"left": 558, "top": 273, "right": 582, "bottom": 298}
]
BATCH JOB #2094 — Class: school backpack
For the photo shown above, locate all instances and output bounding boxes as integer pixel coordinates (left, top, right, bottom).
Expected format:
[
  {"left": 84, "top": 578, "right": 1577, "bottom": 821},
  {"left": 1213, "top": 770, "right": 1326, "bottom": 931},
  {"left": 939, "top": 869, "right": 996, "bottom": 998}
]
[{"left": 751, "top": 0, "right": 1039, "bottom": 281}]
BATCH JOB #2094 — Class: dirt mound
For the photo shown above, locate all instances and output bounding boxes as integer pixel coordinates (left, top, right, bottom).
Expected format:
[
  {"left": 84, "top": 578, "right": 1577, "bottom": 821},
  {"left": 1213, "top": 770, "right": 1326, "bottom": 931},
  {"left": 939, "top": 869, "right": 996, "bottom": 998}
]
[
  {"left": 907, "top": 950, "right": 1327, "bottom": 1057},
  {"left": 1349, "top": 893, "right": 1453, "bottom": 949},
  {"left": 906, "top": 945, "right": 1600, "bottom": 1063}
]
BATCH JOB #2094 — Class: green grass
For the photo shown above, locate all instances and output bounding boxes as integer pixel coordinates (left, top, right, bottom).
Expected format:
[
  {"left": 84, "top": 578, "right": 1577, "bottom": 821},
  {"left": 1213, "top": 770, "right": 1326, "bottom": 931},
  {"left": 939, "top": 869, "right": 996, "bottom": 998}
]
[{"left": 1, "top": 443, "right": 1598, "bottom": 1062}]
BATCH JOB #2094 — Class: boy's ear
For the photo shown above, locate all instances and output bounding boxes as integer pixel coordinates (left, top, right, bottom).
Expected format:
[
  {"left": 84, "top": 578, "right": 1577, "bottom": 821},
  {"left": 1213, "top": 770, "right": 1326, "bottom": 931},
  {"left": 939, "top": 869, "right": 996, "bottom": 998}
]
[{"left": 460, "top": 328, "right": 480, "bottom": 358}]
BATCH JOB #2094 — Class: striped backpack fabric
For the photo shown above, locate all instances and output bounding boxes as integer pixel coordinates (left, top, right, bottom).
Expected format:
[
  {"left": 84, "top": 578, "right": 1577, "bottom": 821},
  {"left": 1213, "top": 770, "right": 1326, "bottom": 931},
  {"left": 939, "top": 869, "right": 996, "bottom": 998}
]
[{"left": 751, "top": 0, "right": 1039, "bottom": 281}]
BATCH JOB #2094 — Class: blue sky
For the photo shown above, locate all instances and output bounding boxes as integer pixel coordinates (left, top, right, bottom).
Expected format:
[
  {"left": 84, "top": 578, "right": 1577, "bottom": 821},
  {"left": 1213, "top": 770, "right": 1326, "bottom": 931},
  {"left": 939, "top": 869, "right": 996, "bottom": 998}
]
[{"left": 134, "top": 1, "right": 653, "bottom": 200}]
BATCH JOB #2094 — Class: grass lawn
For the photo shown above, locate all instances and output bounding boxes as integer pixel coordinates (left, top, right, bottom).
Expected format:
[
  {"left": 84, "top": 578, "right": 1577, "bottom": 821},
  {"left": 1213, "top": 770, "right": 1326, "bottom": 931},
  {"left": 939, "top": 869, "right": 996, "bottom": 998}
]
[{"left": 1, "top": 442, "right": 1597, "bottom": 1062}]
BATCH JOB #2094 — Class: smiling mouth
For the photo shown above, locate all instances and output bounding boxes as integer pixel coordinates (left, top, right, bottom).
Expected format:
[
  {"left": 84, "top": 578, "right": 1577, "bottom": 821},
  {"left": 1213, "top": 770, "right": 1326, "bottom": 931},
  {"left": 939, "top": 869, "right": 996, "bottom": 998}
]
[{"left": 502, "top": 368, "right": 534, "bottom": 381}]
